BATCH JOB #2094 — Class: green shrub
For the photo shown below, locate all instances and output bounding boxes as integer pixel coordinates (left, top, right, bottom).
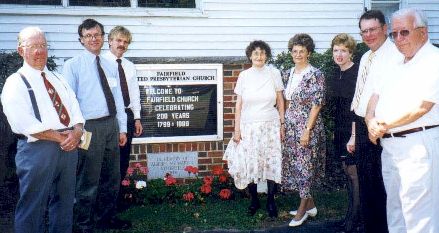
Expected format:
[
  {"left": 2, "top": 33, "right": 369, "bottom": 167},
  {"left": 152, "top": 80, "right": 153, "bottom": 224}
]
[{"left": 0, "top": 51, "right": 57, "bottom": 93}]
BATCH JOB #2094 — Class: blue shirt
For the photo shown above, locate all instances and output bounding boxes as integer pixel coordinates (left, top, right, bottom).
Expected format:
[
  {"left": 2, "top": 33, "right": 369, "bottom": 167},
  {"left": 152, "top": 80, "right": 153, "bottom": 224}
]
[{"left": 62, "top": 50, "right": 127, "bottom": 132}]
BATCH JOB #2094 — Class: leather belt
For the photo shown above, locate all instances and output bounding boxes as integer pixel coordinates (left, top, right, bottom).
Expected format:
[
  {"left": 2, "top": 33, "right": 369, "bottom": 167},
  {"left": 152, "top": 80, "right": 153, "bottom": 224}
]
[
  {"left": 15, "top": 127, "right": 74, "bottom": 140},
  {"left": 88, "top": 115, "right": 112, "bottom": 121},
  {"left": 382, "top": 124, "right": 439, "bottom": 138}
]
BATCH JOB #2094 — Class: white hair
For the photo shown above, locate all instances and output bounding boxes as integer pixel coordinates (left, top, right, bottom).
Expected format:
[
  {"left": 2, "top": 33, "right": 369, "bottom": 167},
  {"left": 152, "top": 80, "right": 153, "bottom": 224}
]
[
  {"left": 17, "top": 26, "right": 45, "bottom": 47},
  {"left": 392, "top": 8, "right": 428, "bottom": 28}
]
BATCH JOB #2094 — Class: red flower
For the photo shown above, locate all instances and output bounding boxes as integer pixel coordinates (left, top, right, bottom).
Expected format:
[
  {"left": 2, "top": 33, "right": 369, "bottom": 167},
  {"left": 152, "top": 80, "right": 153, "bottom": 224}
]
[
  {"left": 164, "top": 173, "right": 177, "bottom": 186},
  {"left": 212, "top": 166, "right": 224, "bottom": 176},
  {"left": 218, "top": 174, "right": 227, "bottom": 183},
  {"left": 121, "top": 179, "right": 130, "bottom": 186},
  {"left": 203, "top": 176, "right": 213, "bottom": 185},
  {"left": 140, "top": 166, "right": 149, "bottom": 175},
  {"left": 219, "top": 189, "right": 232, "bottom": 200},
  {"left": 183, "top": 192, "right": 195, "bottom": 202},
  {"left": 135, "top": 163, "right": 142, "bottom": 168},
  {"left": 126, "top": 167, "right": 134, "bottom": 176},
  {"left": 200, "top": 184, "right": 212, "bottom": 194},
  {"left": 184, "top": 165, "right": 199, "bottom": 174}
]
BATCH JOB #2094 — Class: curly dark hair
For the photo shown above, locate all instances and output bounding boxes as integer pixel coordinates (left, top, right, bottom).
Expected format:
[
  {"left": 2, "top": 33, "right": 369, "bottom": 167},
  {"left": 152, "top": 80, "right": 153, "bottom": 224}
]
[
  {"left": 287, "top": 33, "right": 315, "bottom": 54},
  {"left": 245, "top": 40, "right": 272, "bottom": 63}
]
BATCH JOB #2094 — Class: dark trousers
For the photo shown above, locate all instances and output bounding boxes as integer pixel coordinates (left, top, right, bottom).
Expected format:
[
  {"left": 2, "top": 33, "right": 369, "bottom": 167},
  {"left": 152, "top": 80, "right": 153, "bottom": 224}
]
[
  {"left": 15, "top": 139, "right": 77, "bottom": 233},
  {"left": 75, "top": 116, "right": 121, "bottom": 230},
  {"left": 356, "top": 119, "right": 388, "bottom": 233},
  {"left": 119, "top": 109, "right": 134, "bottom": 180}
]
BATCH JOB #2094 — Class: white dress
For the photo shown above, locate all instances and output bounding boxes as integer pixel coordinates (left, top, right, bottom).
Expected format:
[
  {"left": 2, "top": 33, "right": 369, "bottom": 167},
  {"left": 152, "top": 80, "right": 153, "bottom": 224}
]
[{"left": 223, "top": 65, "right": 284, "bottom": 190}]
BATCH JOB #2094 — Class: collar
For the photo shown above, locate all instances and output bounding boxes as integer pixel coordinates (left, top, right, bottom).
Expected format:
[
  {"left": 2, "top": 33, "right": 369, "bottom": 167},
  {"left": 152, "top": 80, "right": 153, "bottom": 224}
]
[
  {"left": 82, "top": 49, "right": 100, "bottom": 63},
  {"left": 402, "top": 40, "right": 430, "bottom": 65},
  {"left": 21, "top": 61, "right": 49, "bottom": 77}
]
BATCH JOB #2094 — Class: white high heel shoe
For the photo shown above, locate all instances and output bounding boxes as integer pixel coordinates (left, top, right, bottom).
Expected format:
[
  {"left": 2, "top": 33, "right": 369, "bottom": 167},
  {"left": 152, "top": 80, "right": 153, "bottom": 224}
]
[
  {"left": 288, "top": 213, "right": 309, "bottom": 227},
  {"left": 289, "top": 207, "right": 317, "bottom": 217}
]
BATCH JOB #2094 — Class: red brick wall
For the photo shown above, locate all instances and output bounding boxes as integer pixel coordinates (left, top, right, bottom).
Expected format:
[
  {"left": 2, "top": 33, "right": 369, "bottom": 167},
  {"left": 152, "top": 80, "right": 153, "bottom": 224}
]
[{"left": 129, "top": 63, "right": 251, "bottom": 180}]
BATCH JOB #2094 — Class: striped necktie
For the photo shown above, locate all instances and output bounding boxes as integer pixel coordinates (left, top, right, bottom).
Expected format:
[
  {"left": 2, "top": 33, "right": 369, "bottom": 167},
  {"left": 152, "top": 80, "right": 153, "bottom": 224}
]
[
  {"left": 42, "top": 72, "right": 70, "bottom": 126},
  {"left": 351, "top": 52, "right": 376, "bottom": 111}
]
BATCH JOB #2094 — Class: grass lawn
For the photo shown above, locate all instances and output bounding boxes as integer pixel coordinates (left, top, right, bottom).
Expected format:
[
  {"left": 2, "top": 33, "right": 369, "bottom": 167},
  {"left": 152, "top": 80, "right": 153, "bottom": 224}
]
[{"left": 99, "top": 189, "right": 347, "bottom": 233}]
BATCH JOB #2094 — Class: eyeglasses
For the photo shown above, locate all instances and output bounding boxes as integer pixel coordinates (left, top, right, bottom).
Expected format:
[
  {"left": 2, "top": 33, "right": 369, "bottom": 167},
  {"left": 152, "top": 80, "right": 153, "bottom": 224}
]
[
  {"left": 20, "top": 44, "right": 49, "bottom": 51},
  {"left": 360, "top": 26, "right": 383, "bottom": 36},
  {"left": 389, "top": 27, "right": 424, "bottom": 40},
  {"left": 81, "top": 33, "right": 103, "bottom": 40}
]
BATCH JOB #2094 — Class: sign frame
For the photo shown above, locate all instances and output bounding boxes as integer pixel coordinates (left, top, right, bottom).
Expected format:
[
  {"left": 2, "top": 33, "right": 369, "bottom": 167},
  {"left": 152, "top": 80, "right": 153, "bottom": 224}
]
[{"left": 132, "top": 63, "right": 223, "bottom": 144}]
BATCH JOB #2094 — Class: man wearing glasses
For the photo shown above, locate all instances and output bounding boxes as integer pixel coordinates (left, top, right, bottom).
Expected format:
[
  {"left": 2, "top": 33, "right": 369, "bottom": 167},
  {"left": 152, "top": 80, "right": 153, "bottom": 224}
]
[
  {"left": 350, "top": 10, "right": 402, "bottom": 233},
  {"left": 366, "top": 8, "right": 439, "bottom": 233},
  {"left": 63, "top": 19, "right": 129, "bottom": 233},
  {"left": 1, "top": 27, "right": 85, "bottom": 233}
]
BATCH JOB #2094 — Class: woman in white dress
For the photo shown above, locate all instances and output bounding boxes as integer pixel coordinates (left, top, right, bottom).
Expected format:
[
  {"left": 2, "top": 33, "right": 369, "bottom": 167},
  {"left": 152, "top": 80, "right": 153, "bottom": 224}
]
[{"left": 224, "top": 40, "right": 285, "bottom": 218}]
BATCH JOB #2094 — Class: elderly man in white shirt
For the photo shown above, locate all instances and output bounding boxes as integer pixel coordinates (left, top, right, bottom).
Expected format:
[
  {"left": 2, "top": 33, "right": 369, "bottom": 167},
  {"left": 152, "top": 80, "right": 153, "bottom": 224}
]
[
  {"left": 366, "top": 8, "right": 439, "bottom": 233},
  {"left": 1, "top": 27, "right": 84, "bottom": 233}
]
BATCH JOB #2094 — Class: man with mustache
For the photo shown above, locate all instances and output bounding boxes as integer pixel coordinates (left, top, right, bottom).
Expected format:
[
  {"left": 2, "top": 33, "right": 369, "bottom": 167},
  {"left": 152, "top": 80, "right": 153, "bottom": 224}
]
[{"left": 103, "top": 26, "right": 143, "bottom": 211}]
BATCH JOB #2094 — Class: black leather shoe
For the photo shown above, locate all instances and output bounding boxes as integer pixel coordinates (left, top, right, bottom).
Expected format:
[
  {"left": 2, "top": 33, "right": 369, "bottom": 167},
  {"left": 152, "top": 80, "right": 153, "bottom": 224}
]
[
  {"left": 97, "top": 217, "right": 132, "bottom": 230},
  {"left": 247, "top": 202, "right": 261, "bottom": 216}
]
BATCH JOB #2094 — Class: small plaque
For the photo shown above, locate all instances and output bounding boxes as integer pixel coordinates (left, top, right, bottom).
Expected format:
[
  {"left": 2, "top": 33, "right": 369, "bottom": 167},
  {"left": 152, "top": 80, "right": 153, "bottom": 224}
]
[{"left": 147, "top": 152, "right": 198, "bottom": 180}]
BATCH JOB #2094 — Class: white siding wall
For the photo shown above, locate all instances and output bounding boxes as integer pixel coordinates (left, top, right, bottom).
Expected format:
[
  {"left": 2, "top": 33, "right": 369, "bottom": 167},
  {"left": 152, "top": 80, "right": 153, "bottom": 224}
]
[
  {"left": 406, "top": 0, "right": 439, "bottom": 44},
  {"left": 0, "top": 0, "right": 364, "bottom": 61}
]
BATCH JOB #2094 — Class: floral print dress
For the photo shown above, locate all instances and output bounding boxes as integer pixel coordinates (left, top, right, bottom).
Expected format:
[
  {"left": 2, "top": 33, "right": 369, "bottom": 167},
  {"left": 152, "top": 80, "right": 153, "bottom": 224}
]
[{"left": 281, "top": 65, "right": 326, "bottom": 199}]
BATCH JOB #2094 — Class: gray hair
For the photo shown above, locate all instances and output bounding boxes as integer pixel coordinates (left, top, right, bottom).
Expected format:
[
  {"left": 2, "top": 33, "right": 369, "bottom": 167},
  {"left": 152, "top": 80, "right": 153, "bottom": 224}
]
[
  {"left": 17, "top": 26, "right": 45, "bottom": 47},
  {"left": 392, "top": 8, "right": 428, "bottom": 28}
]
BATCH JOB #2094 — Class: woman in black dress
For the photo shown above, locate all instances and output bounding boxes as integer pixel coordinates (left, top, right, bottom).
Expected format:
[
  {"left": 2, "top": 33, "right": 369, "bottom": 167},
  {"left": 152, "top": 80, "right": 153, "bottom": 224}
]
[{"left": 330, "top": 33, "right": 361, "bottom": 233}]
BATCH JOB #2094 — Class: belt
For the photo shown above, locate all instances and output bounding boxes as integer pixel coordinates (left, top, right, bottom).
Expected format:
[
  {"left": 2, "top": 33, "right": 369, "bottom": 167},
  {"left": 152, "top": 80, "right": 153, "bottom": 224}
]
[
  {"left": 382, "top": 124, "right": 439, "bottom": 138},
  {"left": 15, "top": 127, "right": 74, "bottom": 140},
  {"left": 88, "top": 115, "right": 113, "bottom": 121}
]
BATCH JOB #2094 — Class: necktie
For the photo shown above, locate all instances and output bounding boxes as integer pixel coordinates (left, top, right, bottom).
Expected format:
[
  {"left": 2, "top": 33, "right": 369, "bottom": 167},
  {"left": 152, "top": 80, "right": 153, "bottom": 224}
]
[
  {"left": 96, "top": 56, "right": 117, "bottom": 116},
  {"left": 116, "top": 59, "right": 130, "bottom": 107},
  {"left": 42, "top": 72, "right": 70, "bottom": 126},
  {"left": 351, "top": 52, "right": 376, "bottom": 111}
]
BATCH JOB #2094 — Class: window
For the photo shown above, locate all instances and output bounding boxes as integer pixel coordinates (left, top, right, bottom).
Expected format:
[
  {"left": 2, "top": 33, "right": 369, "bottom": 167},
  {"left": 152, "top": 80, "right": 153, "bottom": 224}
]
[
  {"left": 2, "top": 0, "right": 196, "bottom": 8},
  {"left": 369, "top": 0, "right": 401, "bottom": 25},
  {"left": 2, "top": 0, "right": 60, "bottom": 4}
]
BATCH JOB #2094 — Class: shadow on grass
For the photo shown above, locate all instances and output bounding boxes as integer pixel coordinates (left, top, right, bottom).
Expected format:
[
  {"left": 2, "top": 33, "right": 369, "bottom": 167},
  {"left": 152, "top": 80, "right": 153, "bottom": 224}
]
[{"left": 101, "top": 190, "right": 347, "bottom": 233}]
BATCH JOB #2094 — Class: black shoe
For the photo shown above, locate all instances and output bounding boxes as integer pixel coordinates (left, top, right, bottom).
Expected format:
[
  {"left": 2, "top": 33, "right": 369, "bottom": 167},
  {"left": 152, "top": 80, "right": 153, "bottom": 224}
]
[
  {"left": 248, "top": 202, "right": 261, "bottom": 216},
  {"left": 97, "top": 217, "right": 132, "bottom": 230}
]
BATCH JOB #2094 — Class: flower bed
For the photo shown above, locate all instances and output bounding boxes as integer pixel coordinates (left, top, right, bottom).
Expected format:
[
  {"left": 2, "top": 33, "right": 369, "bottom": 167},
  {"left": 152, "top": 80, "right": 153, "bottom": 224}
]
[{"left": 119, "top": 164, "right": 244, "bottom": 207}]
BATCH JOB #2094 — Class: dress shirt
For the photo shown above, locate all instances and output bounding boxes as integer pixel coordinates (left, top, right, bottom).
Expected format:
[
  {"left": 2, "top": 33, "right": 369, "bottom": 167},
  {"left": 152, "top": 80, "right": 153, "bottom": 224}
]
[
  {"left": 352, "top": 38, "right": 403, "bottom": 117},
  {"left": 62, "top": 50, "right": 127, "bottom": 133},
  {"left": 102, "top": 51, "right": 141, "bottom": 120},
  {"left": 1, "top": 62, "right": 85, "bottom": 142},
  {"left": 375, "top": 41, "right": 439, "bottom": 133}
]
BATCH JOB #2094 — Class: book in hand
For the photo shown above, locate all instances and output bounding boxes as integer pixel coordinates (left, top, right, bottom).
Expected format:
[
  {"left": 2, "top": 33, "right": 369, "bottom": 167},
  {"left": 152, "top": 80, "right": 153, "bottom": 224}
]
[{"left": 78, "top": 130, "right": 92, "bottom": 150}]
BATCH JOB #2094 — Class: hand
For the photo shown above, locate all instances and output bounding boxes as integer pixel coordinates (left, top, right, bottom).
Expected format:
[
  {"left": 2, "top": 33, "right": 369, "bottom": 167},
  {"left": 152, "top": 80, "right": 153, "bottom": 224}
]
[
  {"left": 119, "top": 133, "right": 127, "bottom": 146},
  {"left": 368, "top": 132, "right": 379, "bottom": 145},
  {"left": 134, "top": 119, "right": 143, "bottom": 137},
  {"left": 60, "top": 129, "right": 81, "bottom": 151},
  {"left": 346, "top": 135, "right": 355, "bottom": 154},
  {"left": 280, "top": 126, "right": 285, "bottom": 141},
  {"left": 233, "top": 131, "right": 242, "bottom": 144},
  {"left": 299, "top": 130, "right": 311, "bottom": 147},
  {"left": 367, "top": 118, "right": 387, "bottom": 139}
]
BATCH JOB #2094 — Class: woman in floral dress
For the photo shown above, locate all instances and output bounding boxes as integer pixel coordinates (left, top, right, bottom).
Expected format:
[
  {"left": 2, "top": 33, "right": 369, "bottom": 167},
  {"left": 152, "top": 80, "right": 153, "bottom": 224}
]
[
  {"left": 224, "top": 40, "right": 285, "bottom": 218},
  {"left": 281, "top": 34, "right": 326, "bottom": 227}
]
